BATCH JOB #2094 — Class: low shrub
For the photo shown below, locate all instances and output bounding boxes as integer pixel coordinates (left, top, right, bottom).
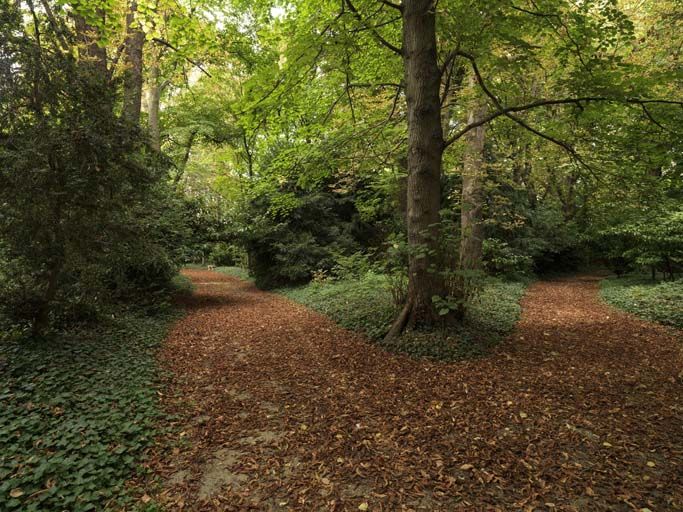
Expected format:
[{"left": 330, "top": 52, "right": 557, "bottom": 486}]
[{"left": 601, "top": 275, "right": 683, "bottom": 328}]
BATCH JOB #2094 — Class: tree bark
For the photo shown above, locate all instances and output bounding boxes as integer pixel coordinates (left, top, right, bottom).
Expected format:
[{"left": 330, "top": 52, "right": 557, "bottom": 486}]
[
  {"left": 147, "top": 50, "right": 161, "bottom": 150},
  {"left": 385, "top": 0, "right": 445, "bottom": 338},
  {"left": 123, "top": 1, "right": 144, "bottom": 124},
  {"left": 460, "top": 85, "right": 487, "bottom": 272},
  {"left": 73, "top": 11, "right": 108, "bottom": 77}
]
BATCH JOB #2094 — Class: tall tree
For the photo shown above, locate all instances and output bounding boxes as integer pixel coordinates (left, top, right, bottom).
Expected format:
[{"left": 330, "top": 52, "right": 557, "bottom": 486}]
[
  {"left": 460, "top": 85, "right": 487, "bottom": 272},
  {"left": 123, "top": 0, "right": 144, "bottom": 124}
]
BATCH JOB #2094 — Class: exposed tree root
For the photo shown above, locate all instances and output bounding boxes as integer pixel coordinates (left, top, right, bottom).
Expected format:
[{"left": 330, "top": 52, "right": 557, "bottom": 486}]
[{"left": 383, "top": 299, "right": 413, "bottom": 341}]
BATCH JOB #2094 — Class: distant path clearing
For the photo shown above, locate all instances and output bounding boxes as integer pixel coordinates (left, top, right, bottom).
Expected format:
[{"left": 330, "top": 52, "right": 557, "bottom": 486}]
[{"left": 148, "top": 271, "right": 683, "bottom": 511}]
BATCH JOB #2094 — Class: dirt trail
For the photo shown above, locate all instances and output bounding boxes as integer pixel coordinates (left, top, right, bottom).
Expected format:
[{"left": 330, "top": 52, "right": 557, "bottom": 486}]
[{"left": 149, "top": 271, "right": 683, "bottom": 511}]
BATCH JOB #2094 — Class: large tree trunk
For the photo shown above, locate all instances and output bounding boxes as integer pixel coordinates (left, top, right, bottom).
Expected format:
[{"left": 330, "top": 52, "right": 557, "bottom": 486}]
[
  {"left": 386, "top": 0, "right": 445, "bottom": 338},
  {"left": 123, "top": 1, "right": 144, "bottom": 124},
  {"left": 460, "top": 89, "right": 487, "bottom": 272},
  {"left": 73, "top": 11, "right": 108, "bottom": 77}
]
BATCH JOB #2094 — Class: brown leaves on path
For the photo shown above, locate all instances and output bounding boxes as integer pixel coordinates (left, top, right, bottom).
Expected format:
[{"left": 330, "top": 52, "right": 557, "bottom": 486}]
[{"left": 146, "top": 271, "right": 683, "bottom": 511}]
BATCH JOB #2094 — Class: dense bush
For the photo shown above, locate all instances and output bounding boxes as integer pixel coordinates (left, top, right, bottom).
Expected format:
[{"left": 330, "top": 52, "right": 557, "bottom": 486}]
[
  {"left": 482, "top": 238, "right": 533, "bottom": 276},
  {"left": 242, "top": 192, "right": 365, "bottom": 289},
  {"left": 0, "top": 5, "right": 187, "bottom": 335},
  {"left": 597, "top": 209, "right": 683, "bottom": 280}
]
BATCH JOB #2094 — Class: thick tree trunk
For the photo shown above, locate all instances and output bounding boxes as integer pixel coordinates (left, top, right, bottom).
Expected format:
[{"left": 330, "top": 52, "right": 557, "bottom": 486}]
[
  {"left": 386, "top": 0, "right": 445, "bottom": 338},
  {"left": 460, "top": 92, "right": 487, "bottom": 272},
  {"left": 73, "top": 12, "right": 108, "bottom": 77},
  {"left": 123, "top": 1, "right": 144, "bottom": 124}
]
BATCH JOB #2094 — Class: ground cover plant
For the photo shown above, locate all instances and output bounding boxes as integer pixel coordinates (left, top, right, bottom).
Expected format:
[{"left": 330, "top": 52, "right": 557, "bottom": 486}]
[
  {"left": 0, "top": 313, "right": 173, "bottom": 511},
  {"left": 268, "top": 270, "right": 527, "bottom": 360},
  {"left": 601, "top": 275, "right": 683, "bottom": 329}
]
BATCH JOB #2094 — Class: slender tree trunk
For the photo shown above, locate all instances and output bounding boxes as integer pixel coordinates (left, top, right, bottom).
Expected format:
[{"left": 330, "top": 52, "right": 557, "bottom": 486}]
[
  {"left": 173, "top": 130, "right": 197, "bottom": 185},
  {"left": 123, "top": 1, "right": 144, "bottom": 124},
  {"left": 147, "top": 51, "right": 161, "bottom": 150},
  {"left": 386, "top": 0, "right": 445, "bottom": 338},
  {"left": 32, "top": 259, "right": 62, "bottom": 338},
  {"left": 460, "top": 86, "right": 487, "bottom": 272}
]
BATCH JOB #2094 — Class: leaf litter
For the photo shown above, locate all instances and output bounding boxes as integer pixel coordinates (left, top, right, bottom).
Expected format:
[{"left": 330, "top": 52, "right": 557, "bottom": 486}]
[{"left": 143, "top": 271, "right": 683, "bottom": 511}]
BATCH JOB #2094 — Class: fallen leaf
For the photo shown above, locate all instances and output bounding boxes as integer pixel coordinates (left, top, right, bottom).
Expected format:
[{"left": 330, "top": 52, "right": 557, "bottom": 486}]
[
  {"left": 460, "top": 463, "right": 474, "bottom": 471},
  {"left": 9, "top": 489, "right": 23, "bottom": 498},
  {"left": 358, "top": 502, "right": 369, "bottom": 511}
]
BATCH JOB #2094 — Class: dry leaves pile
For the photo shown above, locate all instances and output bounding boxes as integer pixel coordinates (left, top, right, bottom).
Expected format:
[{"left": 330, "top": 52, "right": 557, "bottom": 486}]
[{"left": 144, "top": 271, "right": 683, "bottom": 511}]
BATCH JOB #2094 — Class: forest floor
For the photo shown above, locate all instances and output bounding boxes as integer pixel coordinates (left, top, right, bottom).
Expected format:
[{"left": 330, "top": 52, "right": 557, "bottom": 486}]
[{"left": 145, "top": 270, "right": 683, "bottom": 511}]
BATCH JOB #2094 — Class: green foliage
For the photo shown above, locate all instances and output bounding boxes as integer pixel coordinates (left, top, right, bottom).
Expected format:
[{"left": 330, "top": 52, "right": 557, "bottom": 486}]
[
  {"left": 280, "top": 272, "right": 395, "bottom": 340},
  {"left": 207, "top": 242, "right": 245, "bottom": 267},
  {"left": 482, "top": 238, "right": 533, "bottom": 277},
  {"left": 280, "top": 272, "right": 529, "bottom": 360},
  {"left": 601, "top": 275, "right": 683, "bottom": 329},
  {"left": 331, "top": 251, "right": 377, "bottom": 280},
  {"left": 215, "top": 266, "right": 252, "bottom": 282},
  {"left": 597, "top": 209, "right": 683, "bottom": 280},
  {"left": 170, "top": 274, "right": 195, "bottom": 296},
  {"left": 383, "top": 279, "right": 528, "bottom": 361},
  {"left": 0, "top": 312, "right": 173, "bottom": 510},
  {"left": 0, "top": 2, "right": 188, "bottom": 334},
  {"left": 242, "top": 191, "right": 367, "bottom": 289}
]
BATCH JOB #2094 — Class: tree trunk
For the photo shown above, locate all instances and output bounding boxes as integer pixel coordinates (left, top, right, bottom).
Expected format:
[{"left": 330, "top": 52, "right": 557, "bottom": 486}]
[
  {"left": 460, "top": 88, "right": 487, "bottom": 272},
  {"left": 73, "top": 12, "right": 108, "bottom": 77},
  {"left": 385, "top": 0, "right": 445, "bottom": 338},
  {"left": 32, "top": 259, "right": 62, "bottom": 338},
  {"left": 147, "top": 51, "right": 161, "bottom": 150},
  {"left": 123, "top": 1, "right": 144, "bottom": 124}
]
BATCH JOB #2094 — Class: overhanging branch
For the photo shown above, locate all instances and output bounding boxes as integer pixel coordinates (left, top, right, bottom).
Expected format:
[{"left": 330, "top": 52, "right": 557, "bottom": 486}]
[
  {"left": 344, "top": 0, "right": 403, "bottom": 55},
  {"left": 152, "top": 37, "right": 212, "bottom": 78},
  {"left": 444, "top": 51, "right": 683, "bottom": 152}
]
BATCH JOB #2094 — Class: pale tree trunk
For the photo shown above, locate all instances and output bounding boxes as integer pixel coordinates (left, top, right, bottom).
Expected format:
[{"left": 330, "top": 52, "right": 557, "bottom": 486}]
[
  {"left": 147, "top": 49, "right": 161, "bottom": 150},
  {"left": 386, "top": 0, "right": 445, "bottom": 338},
  {"left": 123, "top": 1, "right": 144, "bottom": 124},
  {"left": 460, "top": 83, "right": 487, "bottom": 272}
]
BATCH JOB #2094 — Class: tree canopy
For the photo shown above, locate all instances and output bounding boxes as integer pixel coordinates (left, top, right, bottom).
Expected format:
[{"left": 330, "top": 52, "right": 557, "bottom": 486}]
[{"left": 1, "top": 0, "right": 681, "bottom": 335}]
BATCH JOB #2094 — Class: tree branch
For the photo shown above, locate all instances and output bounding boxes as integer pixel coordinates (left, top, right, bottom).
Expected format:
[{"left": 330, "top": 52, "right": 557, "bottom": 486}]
[
  {"left": 451, "top": 51, "right": 592, "bottom": 172},
  {"left": 444, "top": 51, "right": 683, "bottom": 148},
  {"left": 152, "top": 37, "right": 212, "bottom": 78},
  {"left": 344, "top": 0, "right": 403, "bottom": 55}
]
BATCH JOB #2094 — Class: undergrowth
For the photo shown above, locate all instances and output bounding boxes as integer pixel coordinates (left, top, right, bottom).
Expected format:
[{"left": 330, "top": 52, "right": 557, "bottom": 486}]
[
  {"left": 0, "top": 310, "right": 175, "bottom": 510},
  {"left": 215, "top": 266, "right": 252, "bottom": 282},
  {"left": 278, "top": 273, "right": 529, "bottom": 361},
  {"left": 601, "top": 275, "right": 683, "bottom": 329},
  {"left": 279, "top": 273, "right": 394, "bottom": 340}
]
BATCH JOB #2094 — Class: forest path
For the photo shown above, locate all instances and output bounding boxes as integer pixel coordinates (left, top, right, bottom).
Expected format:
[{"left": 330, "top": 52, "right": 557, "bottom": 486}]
[{"left": 148, "top": 270, "right": 683, "bottom": 511}]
